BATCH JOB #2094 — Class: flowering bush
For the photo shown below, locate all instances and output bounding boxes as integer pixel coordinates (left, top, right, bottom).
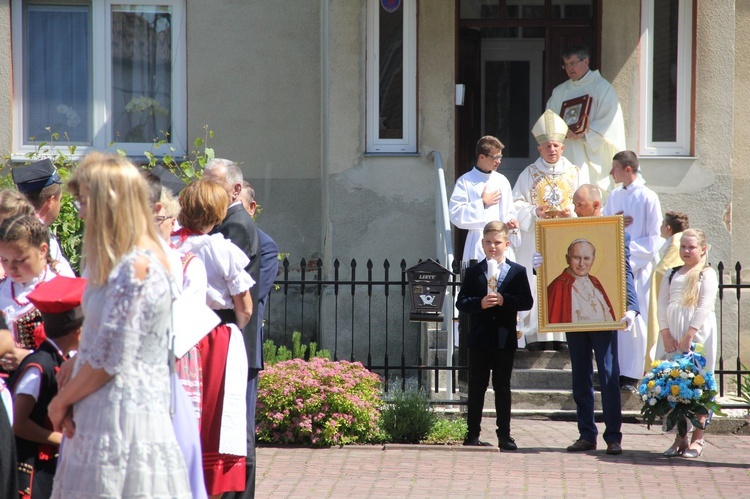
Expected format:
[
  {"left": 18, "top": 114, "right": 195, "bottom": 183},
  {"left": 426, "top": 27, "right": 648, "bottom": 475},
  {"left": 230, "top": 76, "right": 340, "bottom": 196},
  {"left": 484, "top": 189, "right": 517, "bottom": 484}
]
[
  {"left": 256, "top": 358, "right": 383, "bottom": 446},
  {"left": 638, "top": 345, "right": 724, "bottom": 437}
]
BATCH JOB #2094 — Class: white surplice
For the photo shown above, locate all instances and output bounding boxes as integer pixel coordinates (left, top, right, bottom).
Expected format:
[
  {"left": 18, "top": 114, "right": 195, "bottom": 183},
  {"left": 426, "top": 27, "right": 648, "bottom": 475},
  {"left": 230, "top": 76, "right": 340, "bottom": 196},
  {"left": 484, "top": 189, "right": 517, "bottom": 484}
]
[
  {"left": 547, "top": 70, "right": 626, "bottom": 200},
  {"left": 449, "top": 166, "right": 520, "bottom": 265},
  {"left": 512, "top": 157, "right": 589, "bottom": 345},
  {"left": 603, "top": 176, "right": 663, "bottom": 378}
]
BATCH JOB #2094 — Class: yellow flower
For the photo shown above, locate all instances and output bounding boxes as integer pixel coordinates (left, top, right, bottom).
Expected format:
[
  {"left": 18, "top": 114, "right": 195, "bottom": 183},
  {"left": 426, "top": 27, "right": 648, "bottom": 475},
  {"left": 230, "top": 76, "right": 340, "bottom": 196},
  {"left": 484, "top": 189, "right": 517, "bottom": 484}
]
[
  {"left": 671, "top": 385, "right": 680, "bottom": 396},
  {"left": 648, "top": 380, "right": 655, "bottom": 390},
  {"left": 671, "top": 369, "right": 680, "bottom": 378},
  {"left": 694, "top": 374, "right": 705, "bottom": 386},
  {"left": 651, "top": 360, "right": 661, "bottom": 368}
]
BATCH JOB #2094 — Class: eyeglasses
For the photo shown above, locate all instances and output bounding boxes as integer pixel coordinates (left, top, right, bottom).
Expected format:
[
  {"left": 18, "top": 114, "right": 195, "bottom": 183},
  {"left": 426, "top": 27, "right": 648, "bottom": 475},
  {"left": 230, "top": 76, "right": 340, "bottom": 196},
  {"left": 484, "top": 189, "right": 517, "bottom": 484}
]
[
  {"left": 154, "top": 215, "right": 173, "bottom": 224},
  {"left": 562, "top": 59, "right": 585, "bottom": 70},
  {"left": 485, "top": 153, "right": 503, "bottom": 162}
]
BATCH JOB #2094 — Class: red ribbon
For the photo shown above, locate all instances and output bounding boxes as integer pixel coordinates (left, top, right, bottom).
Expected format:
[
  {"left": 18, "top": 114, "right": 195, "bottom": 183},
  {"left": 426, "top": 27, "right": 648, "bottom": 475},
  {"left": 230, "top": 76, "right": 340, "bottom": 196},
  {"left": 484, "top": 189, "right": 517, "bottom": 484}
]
[{"left": 170, "top": 227, "right": 204, "bottom": 242}]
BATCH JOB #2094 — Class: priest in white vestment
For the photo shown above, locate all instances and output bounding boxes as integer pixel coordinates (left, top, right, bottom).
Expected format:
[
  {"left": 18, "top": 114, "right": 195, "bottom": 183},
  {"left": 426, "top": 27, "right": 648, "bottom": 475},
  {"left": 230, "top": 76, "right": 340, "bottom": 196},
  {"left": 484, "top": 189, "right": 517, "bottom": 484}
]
[
  {"left": 602, "top": 150, "right": 663, "bottom": 385},
  {"left": 449, "top": 136, "right": 520, "bottom": 265},
  {"left": 547, "top": 45, "right": 626, "bottom": 201},
  {"left": 513, "top": 110, "right": 589, "bottom": 349}
]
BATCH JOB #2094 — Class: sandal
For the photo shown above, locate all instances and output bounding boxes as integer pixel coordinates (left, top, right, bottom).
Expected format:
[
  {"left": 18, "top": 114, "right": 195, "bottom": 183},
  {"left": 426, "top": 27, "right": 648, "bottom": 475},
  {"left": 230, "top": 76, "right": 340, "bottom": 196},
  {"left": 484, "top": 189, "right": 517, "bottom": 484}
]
[
  {"left": 682, "top": 439, "right": 705, "bottom": 458},
  {"left": 663, "top": 436, "right": 689, "bottom": 457}
]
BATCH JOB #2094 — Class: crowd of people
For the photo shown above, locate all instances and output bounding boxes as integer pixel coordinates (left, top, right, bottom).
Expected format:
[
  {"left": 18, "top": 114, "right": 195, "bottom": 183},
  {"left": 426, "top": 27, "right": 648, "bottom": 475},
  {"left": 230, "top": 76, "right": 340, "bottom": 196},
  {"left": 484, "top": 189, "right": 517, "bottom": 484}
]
[
  {"left": 0, "top": 41, "right": 722, "bottom": 498},
  {"left": 0, "top": 154, "right": 278, "bottom": 497},
  {"left": 451, "top": 45, "right": 717, "bottom": 458}
]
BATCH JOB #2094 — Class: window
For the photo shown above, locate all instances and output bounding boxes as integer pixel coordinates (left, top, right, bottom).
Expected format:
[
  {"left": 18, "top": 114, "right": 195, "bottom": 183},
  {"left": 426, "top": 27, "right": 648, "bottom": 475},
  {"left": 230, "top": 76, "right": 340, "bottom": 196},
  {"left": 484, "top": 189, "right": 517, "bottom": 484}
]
[
  {"left": 12, "top": 0, "right": 186, "bottom": 157},
  {"left": 639, "top": 0, "right": 693, "bottom": 156},
  {"left": 366, "top": 0, "right": 417, "bottom": 153}
]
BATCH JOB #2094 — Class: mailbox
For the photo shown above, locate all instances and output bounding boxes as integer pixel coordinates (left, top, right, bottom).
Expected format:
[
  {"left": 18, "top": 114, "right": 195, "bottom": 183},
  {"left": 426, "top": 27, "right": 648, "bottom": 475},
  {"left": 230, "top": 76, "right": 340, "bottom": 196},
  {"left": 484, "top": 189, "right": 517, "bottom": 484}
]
[{"left": 405, "top": 259, "right": 452, "bottom": 322}]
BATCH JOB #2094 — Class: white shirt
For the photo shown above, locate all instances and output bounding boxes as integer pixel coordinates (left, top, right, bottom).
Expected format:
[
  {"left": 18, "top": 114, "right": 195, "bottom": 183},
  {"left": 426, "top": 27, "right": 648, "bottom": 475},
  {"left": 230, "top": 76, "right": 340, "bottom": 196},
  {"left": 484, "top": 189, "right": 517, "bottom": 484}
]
[
  {"left": 602, "top": 176, "right": 663, "bottom": 273},
  {"left": 449, "top": 167, "right": 519, "bottom": 263}
]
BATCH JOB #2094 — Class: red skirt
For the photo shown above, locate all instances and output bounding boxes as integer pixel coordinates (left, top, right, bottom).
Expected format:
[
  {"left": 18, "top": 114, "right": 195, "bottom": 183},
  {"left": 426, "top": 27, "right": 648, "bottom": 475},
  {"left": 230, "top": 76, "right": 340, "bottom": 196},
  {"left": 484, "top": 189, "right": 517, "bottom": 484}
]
[{"left": 197, "top": 324, "right": 246, "bottom": 495}]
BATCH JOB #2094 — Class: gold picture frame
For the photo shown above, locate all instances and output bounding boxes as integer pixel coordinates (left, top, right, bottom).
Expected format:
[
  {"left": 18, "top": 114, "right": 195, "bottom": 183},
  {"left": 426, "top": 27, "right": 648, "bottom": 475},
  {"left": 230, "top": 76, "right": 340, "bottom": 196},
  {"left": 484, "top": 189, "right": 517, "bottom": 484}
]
[{"left": 536, "top": 215, "right": 626, "bottom": 333}]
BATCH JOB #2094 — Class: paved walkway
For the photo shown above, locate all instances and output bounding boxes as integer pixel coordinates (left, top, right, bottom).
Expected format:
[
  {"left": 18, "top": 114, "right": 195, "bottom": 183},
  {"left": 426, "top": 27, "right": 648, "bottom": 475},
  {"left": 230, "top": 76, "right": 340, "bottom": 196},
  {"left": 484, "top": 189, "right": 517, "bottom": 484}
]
[{"left": 256, "top": 417, "right": 750, "bottom": 498}]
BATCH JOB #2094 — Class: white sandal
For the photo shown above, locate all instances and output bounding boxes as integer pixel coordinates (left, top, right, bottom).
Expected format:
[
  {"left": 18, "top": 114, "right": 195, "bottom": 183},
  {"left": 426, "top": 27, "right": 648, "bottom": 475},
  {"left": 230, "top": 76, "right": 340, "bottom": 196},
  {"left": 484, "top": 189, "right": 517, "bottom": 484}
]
[{"left": 682, "top": 439, "right": 705, "bottom": 458}]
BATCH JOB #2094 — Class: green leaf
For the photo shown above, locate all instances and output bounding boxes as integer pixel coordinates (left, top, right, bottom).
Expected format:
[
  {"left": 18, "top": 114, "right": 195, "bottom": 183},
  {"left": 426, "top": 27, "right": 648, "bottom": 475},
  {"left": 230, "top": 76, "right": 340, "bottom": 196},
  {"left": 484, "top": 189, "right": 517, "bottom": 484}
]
[
  {"left": 204, "top": 147, "right": 215, "bottom": 160},
  {"left": 194, "top": 137, "right": 204, "bottom": 148},
  {"left": 116, "top": 148, "right": 127, "bottom": 157}
]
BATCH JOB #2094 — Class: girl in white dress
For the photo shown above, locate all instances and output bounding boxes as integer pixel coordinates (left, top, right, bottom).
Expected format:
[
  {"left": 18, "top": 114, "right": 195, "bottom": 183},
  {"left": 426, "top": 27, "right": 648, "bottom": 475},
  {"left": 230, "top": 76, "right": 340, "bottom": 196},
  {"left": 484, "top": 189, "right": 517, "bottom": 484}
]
[
  {"left": 0, "top": 214, "right": 61, "bottom": 372},
  {"left": 48, "top": 153, "right": 191, "bottom": 498},
  {"left": 656, "top": 228, "right": 717, "bottom": 459}
]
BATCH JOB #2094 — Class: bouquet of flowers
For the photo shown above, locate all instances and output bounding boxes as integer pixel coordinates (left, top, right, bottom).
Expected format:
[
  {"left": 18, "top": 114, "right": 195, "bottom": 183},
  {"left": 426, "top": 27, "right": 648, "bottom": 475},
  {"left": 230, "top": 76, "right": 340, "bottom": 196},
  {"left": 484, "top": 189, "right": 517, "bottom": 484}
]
[{"left": 638, "top": 344, "right": 724, "bottom": 437}]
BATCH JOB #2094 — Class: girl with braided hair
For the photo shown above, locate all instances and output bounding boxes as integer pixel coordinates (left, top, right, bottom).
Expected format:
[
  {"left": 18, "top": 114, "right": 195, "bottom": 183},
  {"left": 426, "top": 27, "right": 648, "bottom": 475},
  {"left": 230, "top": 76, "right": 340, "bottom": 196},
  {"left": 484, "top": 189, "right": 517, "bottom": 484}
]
[{"left": 0, "top": 215, "right": 60, "bottom": 372}]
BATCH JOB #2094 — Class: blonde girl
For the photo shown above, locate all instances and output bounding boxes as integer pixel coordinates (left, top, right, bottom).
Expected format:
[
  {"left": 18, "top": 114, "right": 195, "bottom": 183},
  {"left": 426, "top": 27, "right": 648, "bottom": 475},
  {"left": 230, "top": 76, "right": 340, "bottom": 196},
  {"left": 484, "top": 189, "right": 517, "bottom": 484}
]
[{"left": 656, "top": 228, "right": 717, "bottom": 458}]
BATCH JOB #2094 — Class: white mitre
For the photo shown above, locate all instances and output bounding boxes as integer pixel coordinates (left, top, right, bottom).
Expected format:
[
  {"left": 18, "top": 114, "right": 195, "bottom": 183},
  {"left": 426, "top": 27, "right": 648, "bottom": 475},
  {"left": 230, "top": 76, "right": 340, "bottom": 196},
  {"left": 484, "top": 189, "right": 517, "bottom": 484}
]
[{"left": 532, "top": 109, "right": 568, "bottom": 145}]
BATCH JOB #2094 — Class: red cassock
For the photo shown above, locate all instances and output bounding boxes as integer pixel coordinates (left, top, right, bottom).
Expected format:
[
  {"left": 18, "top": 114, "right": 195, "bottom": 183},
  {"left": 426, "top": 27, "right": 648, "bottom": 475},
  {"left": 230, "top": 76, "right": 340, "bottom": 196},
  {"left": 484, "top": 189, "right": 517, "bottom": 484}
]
[{"left": 547, "top": 270, "right": 616, "bottom": 323}]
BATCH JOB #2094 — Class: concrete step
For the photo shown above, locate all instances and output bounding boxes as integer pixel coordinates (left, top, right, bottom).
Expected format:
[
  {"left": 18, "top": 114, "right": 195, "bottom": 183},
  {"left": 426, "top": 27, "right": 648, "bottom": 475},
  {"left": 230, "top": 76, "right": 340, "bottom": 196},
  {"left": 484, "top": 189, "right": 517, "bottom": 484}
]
[
  {"left": 511, "top": 368, "right": 572, "bottom": 390},
  {"left": 513, "top": 349, "right": 572, "bottom": 370},
  {"left": 481, "top": 388, "right": 644, "bottom": 413}
]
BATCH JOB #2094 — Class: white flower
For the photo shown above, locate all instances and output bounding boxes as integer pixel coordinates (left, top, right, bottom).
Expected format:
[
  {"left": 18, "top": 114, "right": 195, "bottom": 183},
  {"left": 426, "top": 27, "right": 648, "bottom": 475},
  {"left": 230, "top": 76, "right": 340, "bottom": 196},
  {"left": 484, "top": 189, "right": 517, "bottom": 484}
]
[
  {"left": 646, "top": 372, "right": 654, "bottom": 379},
  {"left": 648, "top": 398, "right": 657, "bottom": 406},
  {"left": 642, "top": 395, "right": 648, "bottom": 401},
  {"left": 654, "top": 385, "right": 662, "bottom": 394},
  {"left": 680, "top": 372, "right": 689, "bottom": 379}
]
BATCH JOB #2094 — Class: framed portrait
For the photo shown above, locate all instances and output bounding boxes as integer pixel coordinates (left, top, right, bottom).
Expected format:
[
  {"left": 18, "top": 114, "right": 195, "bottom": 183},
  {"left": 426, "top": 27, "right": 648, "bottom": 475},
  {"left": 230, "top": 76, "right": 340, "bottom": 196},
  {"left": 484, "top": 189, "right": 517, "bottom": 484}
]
[{"left": 536, "top": 215, "right": 626, "bottom": 333}]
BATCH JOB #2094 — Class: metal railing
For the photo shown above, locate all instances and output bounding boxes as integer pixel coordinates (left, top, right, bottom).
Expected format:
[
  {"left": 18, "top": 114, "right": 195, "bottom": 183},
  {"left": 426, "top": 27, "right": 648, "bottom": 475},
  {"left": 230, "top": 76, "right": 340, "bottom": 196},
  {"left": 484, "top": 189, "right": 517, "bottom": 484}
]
[
  {"left": 263, "top": 259, "right": 750, "bottom": 409},
  {"left": 431, "top": 150, "right": 458, "bottom": 395},
  {"left": 716, "top": 262, "right": 750, "bottom": 408},
  {"left": 264, "top": 257, "right": 464, "bottom": 397}
]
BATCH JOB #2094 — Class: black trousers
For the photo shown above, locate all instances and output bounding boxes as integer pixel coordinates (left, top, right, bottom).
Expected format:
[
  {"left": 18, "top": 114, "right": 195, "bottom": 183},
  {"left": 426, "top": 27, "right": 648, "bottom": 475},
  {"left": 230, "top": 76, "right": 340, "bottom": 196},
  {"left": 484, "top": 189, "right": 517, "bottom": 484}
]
[{"left": 466, "top": 347, "right": 515, "bottom": 439}]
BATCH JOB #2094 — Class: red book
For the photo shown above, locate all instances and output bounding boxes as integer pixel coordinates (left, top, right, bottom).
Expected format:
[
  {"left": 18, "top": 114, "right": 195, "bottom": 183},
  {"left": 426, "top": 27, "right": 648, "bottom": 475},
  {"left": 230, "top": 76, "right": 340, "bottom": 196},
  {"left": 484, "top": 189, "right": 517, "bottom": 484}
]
[{"left": 560, "top": 95, "right": 592, "bottom": 135}]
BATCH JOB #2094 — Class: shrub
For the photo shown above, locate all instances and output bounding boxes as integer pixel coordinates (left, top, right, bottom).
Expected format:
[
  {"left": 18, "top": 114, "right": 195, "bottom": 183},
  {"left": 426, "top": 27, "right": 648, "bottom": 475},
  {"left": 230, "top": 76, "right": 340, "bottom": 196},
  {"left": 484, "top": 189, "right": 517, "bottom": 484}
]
[
  {"left": 424, "top": 416, "right": 467, "bottom": 444},
  {"left": 263, "top": 331, "right": 331, "bottom": 365},
  {"left": 256, "top": 358, "right": 382, "bottom": 446},
  {"left": 379, "top": 382, "right": 437, "bottom": 443}
]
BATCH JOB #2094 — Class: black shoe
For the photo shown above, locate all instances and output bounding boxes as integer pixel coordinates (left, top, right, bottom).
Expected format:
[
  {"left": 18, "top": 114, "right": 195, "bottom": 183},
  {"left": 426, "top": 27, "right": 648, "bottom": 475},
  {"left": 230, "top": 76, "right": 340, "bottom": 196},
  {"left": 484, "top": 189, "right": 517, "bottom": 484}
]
[
  {"left": 498, "top": 436, "right": 517, "bottom": 451},
  {"left": 620, "top": 376, "right": 639, "bottom": 392},
  {"left": 463, "top": 436, "right": 492, "bottom": 447},
  {"left": 567, "top": 439, "right": 597, "bottom": 452},
  {"left": 606, "top": 442, "right": 623, "bottom": 455},
  {"left": 551, "top": 341, "right": 568, "bottom": 352}
]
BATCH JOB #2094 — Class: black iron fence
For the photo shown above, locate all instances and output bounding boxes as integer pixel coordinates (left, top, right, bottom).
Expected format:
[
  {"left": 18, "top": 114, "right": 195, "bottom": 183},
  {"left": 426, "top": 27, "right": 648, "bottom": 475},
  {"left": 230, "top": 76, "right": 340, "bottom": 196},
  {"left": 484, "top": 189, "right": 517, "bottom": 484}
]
[
  {"left": 264, "top": 258, "right": 750, "bottom": 409},
  {"left": 264, "top": 257, "right": 464, "bottom": 396}
]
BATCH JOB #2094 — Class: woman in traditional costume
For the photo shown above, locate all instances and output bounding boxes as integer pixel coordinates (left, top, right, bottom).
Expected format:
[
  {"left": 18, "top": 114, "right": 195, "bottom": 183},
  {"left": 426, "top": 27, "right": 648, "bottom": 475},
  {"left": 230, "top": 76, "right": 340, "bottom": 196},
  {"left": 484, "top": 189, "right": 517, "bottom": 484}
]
[{"left": 171, "top": 180, "right": 253, "bottom": 498}]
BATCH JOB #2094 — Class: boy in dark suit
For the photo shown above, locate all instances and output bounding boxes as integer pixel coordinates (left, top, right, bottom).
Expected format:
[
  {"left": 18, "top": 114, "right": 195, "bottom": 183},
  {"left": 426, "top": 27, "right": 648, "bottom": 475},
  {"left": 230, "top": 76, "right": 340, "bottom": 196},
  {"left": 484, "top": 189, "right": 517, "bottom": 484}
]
[{"left": 457, "top": 221, "right": 533, "bottom": 450}]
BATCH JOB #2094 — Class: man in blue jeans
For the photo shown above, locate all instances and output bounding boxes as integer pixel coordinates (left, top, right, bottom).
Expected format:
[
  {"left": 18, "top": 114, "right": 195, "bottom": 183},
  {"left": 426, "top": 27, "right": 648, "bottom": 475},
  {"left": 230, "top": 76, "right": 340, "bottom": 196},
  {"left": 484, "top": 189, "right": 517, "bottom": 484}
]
[{"left": 536, "top": 183, "right": 639, "bottom": 455}]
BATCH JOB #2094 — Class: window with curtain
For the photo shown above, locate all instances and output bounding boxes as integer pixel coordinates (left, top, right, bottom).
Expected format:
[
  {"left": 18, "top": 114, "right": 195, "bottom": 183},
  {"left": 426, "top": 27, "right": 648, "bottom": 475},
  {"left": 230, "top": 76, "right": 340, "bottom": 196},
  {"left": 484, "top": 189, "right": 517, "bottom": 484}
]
[
  {"left": 13, "top": 0, "right": 186, "bottom": 156},
  {"left": 366, "top": 0, "right": 417, "bottom": 153}
]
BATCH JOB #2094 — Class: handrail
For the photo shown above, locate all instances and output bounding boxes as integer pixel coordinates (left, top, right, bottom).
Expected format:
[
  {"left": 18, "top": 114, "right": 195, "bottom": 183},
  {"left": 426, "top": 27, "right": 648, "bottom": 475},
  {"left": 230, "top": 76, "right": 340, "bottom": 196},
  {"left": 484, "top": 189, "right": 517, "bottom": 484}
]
[{"left": 430, "top": 150, "right": 457, "bottom": 395}]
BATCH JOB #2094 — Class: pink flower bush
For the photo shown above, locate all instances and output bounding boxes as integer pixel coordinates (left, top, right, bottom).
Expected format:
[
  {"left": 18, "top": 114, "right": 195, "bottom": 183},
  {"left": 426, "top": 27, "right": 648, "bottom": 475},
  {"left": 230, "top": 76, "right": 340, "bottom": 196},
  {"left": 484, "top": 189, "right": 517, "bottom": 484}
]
[{"left": 256, "top": 358, "right": 383, "bottom": 446}]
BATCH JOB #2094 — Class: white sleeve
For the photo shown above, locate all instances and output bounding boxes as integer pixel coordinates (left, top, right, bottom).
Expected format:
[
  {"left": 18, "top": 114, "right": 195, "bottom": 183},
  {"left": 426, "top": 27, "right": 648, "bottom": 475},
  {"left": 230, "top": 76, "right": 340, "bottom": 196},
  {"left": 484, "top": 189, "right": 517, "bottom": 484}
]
[
  {"left": 689, "top": 269, "right": 719, "bottom": 332},
  {"left": 13, "top": 365, "right": 42, "bottom": 401},
  {"left": 657, "top": 269, "right": 671, "bottom": 330},
  {"left": 212, "top": 238, "right": 255, "bottom": 296},
  {"left": 448, "top": 176, "right": 489, "bottom": 230}
]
